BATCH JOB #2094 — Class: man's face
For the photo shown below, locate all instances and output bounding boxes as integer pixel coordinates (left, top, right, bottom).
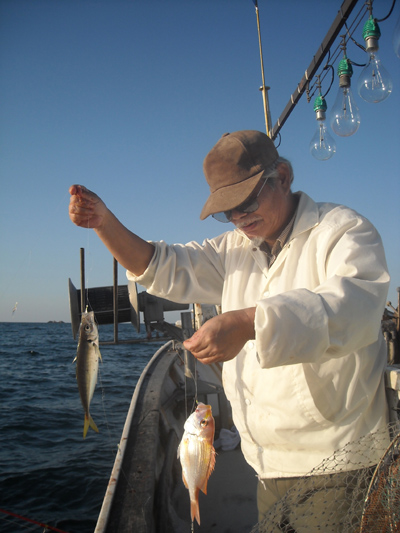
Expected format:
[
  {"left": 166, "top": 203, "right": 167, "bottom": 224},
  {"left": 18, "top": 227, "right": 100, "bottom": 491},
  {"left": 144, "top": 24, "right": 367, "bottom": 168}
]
[{"left": 231, "top": 166, "right": 292, "bottom": 246}]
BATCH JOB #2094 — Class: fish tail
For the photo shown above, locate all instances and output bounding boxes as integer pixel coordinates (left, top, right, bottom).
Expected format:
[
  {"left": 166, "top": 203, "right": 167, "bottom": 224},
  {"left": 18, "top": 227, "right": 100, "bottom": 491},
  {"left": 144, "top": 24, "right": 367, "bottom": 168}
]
[
  {"left": 190, "top": 490, "right": 200, "bottom": 526},
  {"left": 83, "top": 413, "right": 99, "bottom": 439}
]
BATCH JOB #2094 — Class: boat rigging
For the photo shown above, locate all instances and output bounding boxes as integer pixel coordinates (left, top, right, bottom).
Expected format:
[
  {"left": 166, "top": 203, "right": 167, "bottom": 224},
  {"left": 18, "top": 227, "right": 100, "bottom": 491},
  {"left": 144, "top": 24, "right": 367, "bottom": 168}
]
[{"left": 254, "top": 0, "right": 397, "bottom": 150}]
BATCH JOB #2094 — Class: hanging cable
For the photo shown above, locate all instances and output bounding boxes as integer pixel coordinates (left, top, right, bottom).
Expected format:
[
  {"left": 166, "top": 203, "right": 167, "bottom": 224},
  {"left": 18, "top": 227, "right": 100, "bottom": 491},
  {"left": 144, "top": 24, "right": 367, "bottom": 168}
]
[
  {"left": 306, "top": 2, "right": 369, "bottom": 103},
  {"left": 375, "top": 0, "right": 397, "bottom": 22},
  {"left": 322, "top": 64, "right": 336, "bottom": 98},
  {"left": 308, "top": 4, "right": 368, "bottom": 97}
]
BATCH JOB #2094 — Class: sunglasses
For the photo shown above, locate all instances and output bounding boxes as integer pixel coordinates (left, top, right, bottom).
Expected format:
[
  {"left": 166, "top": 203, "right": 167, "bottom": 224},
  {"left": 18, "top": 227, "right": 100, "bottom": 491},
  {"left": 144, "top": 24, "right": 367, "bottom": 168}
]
[{"left": 212, "top": 178, "right": 268, "bottom": 223}]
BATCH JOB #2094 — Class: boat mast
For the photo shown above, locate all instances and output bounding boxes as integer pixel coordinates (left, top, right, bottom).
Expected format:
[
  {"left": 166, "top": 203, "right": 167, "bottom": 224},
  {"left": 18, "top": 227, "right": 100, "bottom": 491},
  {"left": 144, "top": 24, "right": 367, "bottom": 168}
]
[{"left": 254, "top": 0, "right": 272, "bottom": 138}]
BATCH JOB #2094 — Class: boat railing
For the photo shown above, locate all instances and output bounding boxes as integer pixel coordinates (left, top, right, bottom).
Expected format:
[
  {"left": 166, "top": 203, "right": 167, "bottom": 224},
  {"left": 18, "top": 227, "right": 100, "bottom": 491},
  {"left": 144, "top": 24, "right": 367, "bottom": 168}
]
[{"left": 68, "top": 247, "right": 189, "bottom": 344}]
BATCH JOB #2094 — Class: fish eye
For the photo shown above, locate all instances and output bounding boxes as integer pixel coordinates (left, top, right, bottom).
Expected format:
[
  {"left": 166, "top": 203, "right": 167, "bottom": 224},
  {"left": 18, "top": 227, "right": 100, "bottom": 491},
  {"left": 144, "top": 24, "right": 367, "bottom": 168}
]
[
  {"left": 200, "top": 419, "right": 208, "bottom": 428},
  {"left": 84, "top": 324, "right": 90, "bottom": 331}
]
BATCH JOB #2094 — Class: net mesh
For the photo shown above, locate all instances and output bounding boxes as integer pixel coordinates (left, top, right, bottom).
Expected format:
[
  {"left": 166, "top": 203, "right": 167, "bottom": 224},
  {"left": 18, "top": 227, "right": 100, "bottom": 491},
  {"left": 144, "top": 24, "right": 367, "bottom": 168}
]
[
  {"left": 251, "top": 422, "right": 400, "bottom": 533},
  {"left": 359, "top": 431, "right": 400, "bottom": 532}
]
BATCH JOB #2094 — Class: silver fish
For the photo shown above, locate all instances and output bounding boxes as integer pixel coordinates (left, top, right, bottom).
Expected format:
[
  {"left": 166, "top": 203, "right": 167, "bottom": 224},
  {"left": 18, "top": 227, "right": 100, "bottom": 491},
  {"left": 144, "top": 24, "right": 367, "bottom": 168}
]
[
  {"left": 177, "top": 402, "right": 216, "bottom": 525},
  {"left": 74, "top": 311, "right": 102, "bottom": 438}
]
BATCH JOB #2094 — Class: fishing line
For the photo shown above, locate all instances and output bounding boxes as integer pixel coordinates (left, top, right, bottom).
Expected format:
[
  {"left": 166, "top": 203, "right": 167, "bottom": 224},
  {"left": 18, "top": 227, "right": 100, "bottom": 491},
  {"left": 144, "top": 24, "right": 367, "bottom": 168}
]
[
  {"left": 98, "top": 365, "right": 118, "bottom": 453},
  {"left": 186, "top": 371, "right": 199, "bottom": 418},
  {"left": 193, "top": 357, "right": 199, "bottom": 407},
  {"left": 93, "top": 326, "right": 132, "bottom": 490},
  {"left": 183, "top": 352, "right": 189, "bottom": 421},
  {"left": 96, "top": 347, "right": 137, "bottom": 495},
  {"left": 84, "top": 215, "right": 92, "bottom": 312},
  {"left": 180, "top": 341, "right": 199, "bottom": 420}
]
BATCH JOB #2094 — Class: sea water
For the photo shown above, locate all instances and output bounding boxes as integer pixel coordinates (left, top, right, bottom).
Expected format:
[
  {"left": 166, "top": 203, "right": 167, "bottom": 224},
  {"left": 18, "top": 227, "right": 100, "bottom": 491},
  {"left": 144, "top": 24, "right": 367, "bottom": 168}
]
[{"left": 0, "top": 321, "right": 162, "bottom": 533}]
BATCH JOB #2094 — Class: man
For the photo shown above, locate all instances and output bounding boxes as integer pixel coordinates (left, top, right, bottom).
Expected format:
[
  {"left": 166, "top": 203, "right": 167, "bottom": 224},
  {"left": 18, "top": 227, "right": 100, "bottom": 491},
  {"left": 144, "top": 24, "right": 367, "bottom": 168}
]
[{"left": 69, "top": 130, "right": 390, "bottom": 529}]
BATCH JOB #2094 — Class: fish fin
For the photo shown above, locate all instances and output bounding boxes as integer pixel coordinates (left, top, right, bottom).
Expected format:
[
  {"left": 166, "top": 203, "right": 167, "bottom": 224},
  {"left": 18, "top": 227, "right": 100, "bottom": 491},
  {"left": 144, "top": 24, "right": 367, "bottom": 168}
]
[
  {"left": 190, "top": 489, "right": 200, "bottom": 526},
  {"left": 200, "top": 446, "right": 216, "bottom": 495},
  {"left": 83, "top": 413, "right": 99, "bottom": 438},
  {"left": 83, "top": 416, "right": 89, "bottom": 439},
  {"left": 72, "top": 356, "right": 77, "bottom": 364},
  {"left": 210, "top": 446, "right": 216, "bottom": 473},
  {"left": 95, "top": 344, "right": 102, "bottom": 362},
  {"left": 181, "top": 472, "right": 188, "bottom": 490}
]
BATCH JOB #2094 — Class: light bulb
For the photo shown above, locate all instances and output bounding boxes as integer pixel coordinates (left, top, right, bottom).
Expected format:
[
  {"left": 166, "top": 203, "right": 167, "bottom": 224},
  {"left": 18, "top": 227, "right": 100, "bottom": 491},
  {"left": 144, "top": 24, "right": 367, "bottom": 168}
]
[
  {"left": 358, "top": 15, "right": 393, "bottom": 103},
  {"left": 330, "top": 85, "right": 361, "bottom": 136},
  {"left": 330, "top": 58, "right": 361, "bottom": 137},
  {"left": 310, "top": 95, "right": 336, "bottom": 161},
  {"left": 310, "top": 121, "right": 337, "bottom": 160},
  {"left": 393, "top": 12, "right": 400, "bottom": 58},
  {"left": 357, "top": 51, "right": 393, "bottom": 102}
]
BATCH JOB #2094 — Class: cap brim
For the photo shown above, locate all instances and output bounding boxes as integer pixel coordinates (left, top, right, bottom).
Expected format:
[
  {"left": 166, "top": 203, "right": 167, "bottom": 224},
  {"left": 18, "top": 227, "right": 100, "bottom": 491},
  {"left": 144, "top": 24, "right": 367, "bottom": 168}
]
[{"left": 200, "top": 170, "right": 266, "bottom": 220}]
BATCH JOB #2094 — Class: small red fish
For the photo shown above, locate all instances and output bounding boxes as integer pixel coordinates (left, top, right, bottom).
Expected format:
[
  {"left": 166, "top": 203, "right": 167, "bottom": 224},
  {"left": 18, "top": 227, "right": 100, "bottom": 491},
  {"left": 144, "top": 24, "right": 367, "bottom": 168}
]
[{"left": 177, "top": 402, "right": 216, "bottom": 525}]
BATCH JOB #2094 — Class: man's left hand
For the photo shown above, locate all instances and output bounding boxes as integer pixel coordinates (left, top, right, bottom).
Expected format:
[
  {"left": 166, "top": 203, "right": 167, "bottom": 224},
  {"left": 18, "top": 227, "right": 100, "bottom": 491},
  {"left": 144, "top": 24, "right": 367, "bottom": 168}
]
[{"left": 183, "top": 308, "right": 256, "bottom": 365}]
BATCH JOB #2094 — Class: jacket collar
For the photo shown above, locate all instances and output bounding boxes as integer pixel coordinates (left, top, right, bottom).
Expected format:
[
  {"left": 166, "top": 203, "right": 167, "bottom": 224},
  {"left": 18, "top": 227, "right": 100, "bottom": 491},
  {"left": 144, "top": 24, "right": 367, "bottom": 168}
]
[{"left": 290, "top": 191, "right": 319, "bottom": 241}]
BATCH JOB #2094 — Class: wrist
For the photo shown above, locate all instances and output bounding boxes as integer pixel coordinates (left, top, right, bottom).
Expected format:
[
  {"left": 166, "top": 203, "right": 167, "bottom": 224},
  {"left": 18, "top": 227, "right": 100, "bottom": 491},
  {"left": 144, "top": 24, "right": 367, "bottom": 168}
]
[
  {"left": 94, "top": 208, "right": 116, "bottom": 235},
  {"left": 239, "top": 307, "right": 256, "bottom": 341}
]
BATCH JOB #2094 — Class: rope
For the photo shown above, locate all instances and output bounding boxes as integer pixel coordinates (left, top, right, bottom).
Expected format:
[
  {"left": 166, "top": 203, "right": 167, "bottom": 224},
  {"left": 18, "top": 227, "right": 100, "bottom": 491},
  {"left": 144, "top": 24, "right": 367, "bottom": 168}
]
[{"left": 0, "top": 508, "right": 70, "bottom": 533}]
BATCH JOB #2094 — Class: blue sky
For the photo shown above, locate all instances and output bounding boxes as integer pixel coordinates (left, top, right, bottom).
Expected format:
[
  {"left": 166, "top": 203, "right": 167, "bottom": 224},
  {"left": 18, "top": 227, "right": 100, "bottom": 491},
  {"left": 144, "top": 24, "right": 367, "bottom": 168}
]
[{"left": 1, "top": 0, "right": 399, "bottom": 323}]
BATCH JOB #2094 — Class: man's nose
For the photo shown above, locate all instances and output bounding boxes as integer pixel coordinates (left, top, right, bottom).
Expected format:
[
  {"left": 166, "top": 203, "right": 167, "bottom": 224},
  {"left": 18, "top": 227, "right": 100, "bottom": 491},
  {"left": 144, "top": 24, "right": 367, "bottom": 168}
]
[{"left": 230, "top": 209, "right": 248, "bottom": 222}]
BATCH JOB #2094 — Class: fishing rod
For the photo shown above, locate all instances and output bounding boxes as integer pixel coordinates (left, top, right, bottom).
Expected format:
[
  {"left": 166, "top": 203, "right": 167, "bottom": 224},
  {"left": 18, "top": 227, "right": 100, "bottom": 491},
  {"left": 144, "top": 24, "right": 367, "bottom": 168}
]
[
  {"left": 253, "top": 0, "right": 272, "bottom": 137},
  {"left": 254, "top": 0, "right": 361, "bottom": 140}
]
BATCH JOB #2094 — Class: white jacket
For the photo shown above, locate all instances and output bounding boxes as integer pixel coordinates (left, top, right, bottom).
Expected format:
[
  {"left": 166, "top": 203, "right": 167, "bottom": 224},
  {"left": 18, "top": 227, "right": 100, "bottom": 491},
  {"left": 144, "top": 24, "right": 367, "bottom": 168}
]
[{"left": 128, "top": 192, "right": 390, "bottom": 477}]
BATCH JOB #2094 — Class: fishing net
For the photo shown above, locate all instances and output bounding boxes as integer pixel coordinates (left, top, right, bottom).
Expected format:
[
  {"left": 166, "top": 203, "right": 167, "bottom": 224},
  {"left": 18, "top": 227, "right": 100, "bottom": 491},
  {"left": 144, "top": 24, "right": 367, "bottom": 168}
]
[
  {"left": 250, "top": 422, "right": 400, "bottom": 533},
  {"left": 359, "top": 431, "right": 400, "bottom": 532}
]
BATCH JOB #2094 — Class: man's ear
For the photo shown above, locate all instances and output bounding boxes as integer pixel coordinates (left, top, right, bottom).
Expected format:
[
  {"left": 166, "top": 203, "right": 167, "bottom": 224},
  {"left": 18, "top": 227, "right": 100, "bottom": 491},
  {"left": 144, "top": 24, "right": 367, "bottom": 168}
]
[{"left": 276, "top": 163, "right": 291, "bottom": 194}]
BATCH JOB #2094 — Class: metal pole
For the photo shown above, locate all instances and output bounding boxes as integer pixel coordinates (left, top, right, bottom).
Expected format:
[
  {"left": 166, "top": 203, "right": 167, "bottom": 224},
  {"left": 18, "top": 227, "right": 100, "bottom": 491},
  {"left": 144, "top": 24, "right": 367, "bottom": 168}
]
[
  {"left": 113, "top": 257, "right": 119, "bottom": 344},
  {"left": 254, "top": 1, "right": 272, "bottom": 137},
  {"left": 80, "top": 247, "right": 85, "bottom": 314}
]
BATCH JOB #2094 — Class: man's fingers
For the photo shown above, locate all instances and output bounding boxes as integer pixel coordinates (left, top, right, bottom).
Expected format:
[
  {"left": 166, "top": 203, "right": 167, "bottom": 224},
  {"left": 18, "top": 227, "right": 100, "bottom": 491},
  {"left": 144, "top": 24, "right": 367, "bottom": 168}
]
[
  {"left": 69, "top": 184, "right": 86, "bottom": 196},
  {"left": 69, "top": 184, "right": 95, "bottom": 199},
  {"left": 183, "top": 331, "right": 204, "bottom": 350}
]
